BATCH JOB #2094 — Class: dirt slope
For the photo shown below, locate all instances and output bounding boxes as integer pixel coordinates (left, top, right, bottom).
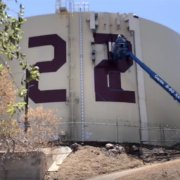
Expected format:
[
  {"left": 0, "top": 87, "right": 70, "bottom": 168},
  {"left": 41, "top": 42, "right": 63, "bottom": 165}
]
[
  {"left": 45, "top": 144, "right": 180, "bottom": 180},
  {"left": 45, "top": 145, "right": 143, "bottom": 180}
]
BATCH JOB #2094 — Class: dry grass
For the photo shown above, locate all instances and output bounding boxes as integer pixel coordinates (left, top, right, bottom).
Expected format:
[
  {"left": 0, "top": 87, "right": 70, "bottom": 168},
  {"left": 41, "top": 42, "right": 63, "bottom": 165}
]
[{"left": 0, "top": 67, "right": 16, "bottom": 116}]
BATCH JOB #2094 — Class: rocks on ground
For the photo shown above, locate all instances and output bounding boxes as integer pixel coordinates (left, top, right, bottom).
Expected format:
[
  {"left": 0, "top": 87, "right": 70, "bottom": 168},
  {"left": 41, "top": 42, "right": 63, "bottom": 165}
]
[{"left": 103, "top": 143, "right": 180, "bottom": 163}]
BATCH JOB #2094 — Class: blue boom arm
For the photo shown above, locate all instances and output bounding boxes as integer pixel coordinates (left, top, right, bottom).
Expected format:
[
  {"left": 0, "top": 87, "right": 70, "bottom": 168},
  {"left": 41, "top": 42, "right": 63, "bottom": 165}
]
[{"left": 112, "top": 35, "right": 180, "bottom": 103}]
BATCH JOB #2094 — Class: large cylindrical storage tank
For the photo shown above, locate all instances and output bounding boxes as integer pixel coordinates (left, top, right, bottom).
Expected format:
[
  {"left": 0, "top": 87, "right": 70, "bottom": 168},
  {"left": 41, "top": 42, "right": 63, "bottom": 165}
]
[{"left": 10, "top": 11, "right": 180, "bottom": 146}]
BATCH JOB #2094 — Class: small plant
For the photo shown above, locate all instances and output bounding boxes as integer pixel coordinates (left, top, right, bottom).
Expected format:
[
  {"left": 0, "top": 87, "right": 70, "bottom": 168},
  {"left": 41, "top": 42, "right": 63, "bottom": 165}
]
[{"left": 0, "top": 0, "right": 40, "bottom": 117}]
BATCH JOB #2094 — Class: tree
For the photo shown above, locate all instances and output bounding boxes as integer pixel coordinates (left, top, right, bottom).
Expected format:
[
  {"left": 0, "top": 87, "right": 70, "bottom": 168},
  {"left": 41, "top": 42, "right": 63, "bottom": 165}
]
[
  {"left": 0, "top": 3, "right": 62, "bottom": 179},
  {"left": 0, "top": 0, "right": 40, "bottom": 126},
  {"left": 0, "top": 0, "right": 25, "bottom": 154},
  {"left": 0, "top": 0, "right": 40, "bottom": 116},
  {"left": 0, "top": 70, "right": 60, "bottom": 152},
  {"left": 0, "top": 0, "right": 40, "bottom": 154},
  {"left": 0, "top": 0, "right": 25, "bottom": 61}
]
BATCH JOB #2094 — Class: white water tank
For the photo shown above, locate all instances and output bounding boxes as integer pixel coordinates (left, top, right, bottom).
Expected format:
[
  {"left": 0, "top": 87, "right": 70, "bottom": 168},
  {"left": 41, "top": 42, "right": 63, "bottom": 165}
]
[{"left": 10, "top": 12, "right": 180, "bottom": 146}]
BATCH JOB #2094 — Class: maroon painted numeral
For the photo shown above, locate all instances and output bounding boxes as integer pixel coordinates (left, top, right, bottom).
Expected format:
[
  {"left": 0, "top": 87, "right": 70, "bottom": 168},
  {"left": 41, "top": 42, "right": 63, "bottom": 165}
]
[
  {"left": 94, "top": 33, "right": 135, "bottom": 103},
  {"left": 28, "top": 34, "right": 66, "bottom": 103}
]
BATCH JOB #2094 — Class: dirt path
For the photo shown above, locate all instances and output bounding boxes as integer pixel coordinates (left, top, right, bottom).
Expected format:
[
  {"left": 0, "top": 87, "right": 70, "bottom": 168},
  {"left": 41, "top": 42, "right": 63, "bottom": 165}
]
[{"left": 89, "top": 159, "right": 180, "bottom": 180}]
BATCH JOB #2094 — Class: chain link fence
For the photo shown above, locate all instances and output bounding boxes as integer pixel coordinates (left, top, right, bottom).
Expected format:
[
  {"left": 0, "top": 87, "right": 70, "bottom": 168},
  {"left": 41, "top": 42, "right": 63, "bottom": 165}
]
[{"left": 58, "top": 121, "right": 180, "bottom": 147}]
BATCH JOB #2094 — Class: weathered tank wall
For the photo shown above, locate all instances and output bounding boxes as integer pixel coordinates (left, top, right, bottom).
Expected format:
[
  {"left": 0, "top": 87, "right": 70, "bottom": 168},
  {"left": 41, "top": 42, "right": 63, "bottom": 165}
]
[
  {"left": 8, "top": 12, "right": 180, "bottom": 145},
  {"left": 139, "top": 19, "right": 180, "bottom": 145},
  {"left": 15, "top": 12, "right": 140, "bottom": 143}
]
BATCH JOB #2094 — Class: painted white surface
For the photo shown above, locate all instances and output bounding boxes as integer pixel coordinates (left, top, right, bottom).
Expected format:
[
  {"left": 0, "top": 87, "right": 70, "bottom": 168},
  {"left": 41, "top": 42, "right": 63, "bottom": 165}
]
[{"left": 9, "top": 12, "right": 180, "bottom": 145}]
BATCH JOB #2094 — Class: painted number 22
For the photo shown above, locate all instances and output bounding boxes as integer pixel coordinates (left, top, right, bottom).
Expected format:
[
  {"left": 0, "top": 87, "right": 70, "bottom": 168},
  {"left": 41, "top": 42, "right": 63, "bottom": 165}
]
[{"left": 28, "top": 34, "right": 135, "bottom": 103}]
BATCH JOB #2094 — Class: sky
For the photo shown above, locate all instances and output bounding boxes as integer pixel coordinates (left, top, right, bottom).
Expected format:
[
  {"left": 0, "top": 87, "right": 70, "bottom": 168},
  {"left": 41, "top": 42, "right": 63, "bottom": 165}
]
[{"left": 7, "top": 0, "right": 180, "bottom": 34}]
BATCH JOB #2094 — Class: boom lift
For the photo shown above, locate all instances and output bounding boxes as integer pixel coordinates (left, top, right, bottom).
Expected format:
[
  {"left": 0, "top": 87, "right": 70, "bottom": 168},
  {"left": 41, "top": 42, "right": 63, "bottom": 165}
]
[{"left": 112, "top": 35, "right": 180, "bottom": 103}]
